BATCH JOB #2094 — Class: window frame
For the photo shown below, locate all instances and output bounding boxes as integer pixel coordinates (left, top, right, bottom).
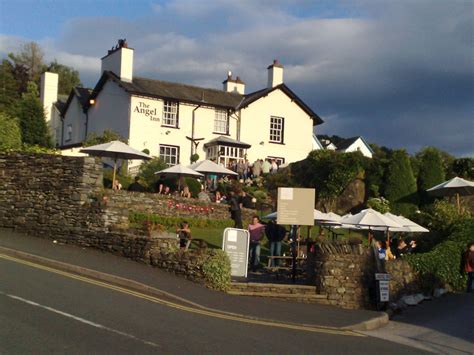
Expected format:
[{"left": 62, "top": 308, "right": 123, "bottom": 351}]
[
  {"left": 213, "top": 109, "right": 229, "bottom": 135},
  {"left": 162, "top": 100, "right": 179, "bottom": 128},
  {"left": 269, "top": 116, "right": 284, "bottom": 144},
  {"left": 159, "top": 144, "right": 180, "bottom": 166}
]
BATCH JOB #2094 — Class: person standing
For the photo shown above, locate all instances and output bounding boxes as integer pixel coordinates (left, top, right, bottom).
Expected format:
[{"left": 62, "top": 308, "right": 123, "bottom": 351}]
[
  {"left": 252, "top": 159, "right": 262, "bottom": 178},
  {"left": 229, "top": 191, "right": 243, "bottom": 229},
  {"left": 266, "top": 220, "right": 286, "bottom": 267},
  {"left": 262, "top": 159, "right": 271, "bottom": 175},
  {"left": 248, "top": 215, "right": 265, "bottom": 271},
  {"left": 128, "top": 176, "right": 146, "bottom": 192},
  {"left": 270, "top": 159, "right": 278, "bottom": 174},
  {"left": 463, "top": 242, "right": 474, "bottom": 293},
  {"left": 177, "top": 221, "right": 192, "bottom": 251}
]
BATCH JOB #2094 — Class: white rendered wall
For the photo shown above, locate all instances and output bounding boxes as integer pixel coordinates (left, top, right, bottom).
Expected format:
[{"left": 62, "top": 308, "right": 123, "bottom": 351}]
[
  {"left": 101, "top": 48, "right": 133, "bottom": 82},
  {"left": 87, "top": 80, "right": 131, "bottom": 141},
  {"left": 239, "top": 89, "right": 313, "bottom": 164},
  {"left": 344, "top": 139, "right": 373, "bottom": 158},
  {"left": 61, "top": 95, "right": 86, "bottom": 145}
]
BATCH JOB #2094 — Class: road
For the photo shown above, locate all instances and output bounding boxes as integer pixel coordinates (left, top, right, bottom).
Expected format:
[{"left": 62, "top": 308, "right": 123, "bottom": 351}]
[{"left": 0, "top": 255, "right": 426, "bottom": 354}]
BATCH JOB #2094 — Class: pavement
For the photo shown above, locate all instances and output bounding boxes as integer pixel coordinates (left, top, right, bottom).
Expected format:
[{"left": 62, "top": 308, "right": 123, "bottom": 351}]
[{"left": 0, "top": 228, "right": 388, "bottom": 331}]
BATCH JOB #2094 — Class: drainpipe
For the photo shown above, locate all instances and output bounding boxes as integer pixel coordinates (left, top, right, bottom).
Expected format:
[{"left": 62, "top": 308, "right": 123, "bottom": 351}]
[
  {"left": 84, "top": 108, "right": 89, "bottom": 140},
  {"left": 191, "top": 104, "right": 201, "bottom": 162},
  {"left": 60, "top": 116, "right": 65, "bottom": 147}
]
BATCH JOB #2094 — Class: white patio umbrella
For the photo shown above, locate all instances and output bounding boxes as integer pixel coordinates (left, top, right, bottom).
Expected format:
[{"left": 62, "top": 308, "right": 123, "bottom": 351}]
[
  {"left": 384, "top": 212, "right": 429, "bottom": 233},
  {"left": 427, "top": 176, "right": 474, "bottom": 212},
  {"left": 80, "top": 140, "right": 151, "bottom": 187},
  {"left": 189, "top": 160, "right": 238, "bottom": 176},
  {"left": 342, "top": 208, "right": 402, "bottom": 244},
  {"left": 155, "top": 164, "right": 204, "bottom": 190}
]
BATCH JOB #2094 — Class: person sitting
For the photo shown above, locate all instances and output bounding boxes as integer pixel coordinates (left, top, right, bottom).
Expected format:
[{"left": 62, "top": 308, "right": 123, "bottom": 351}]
[
  {"left": 181, "top": 184, "right": 191, "bottom": 198},
  {"left": 155, "top": 175, "right": 166, "bottom": 193},
  {"left": 112, "top": 179, "right": 122, "bottom": 191},
  {"left": 395, "top": 238, "right": 416, "bottom": 258},
  {"left": 128, "top": 176, "right": 146, "bottom": 192},
  {"left": 176, "top": 221, "right": 192, "bottom": 250},
  {"left": 161, "top": 186, "right": 171, "bottom": 196}
]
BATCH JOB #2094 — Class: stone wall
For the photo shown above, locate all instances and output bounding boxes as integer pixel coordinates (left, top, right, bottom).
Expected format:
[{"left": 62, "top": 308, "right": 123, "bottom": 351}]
[
  {"left": 312, "top": 243, "right": 375, "bottom": 309},
  {"left": 385, "top": 259, "right": 422, "bottom": 300}
]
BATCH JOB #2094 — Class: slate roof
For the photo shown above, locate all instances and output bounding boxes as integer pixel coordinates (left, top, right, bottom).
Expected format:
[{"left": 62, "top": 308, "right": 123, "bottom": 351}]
[
  {"left": 87, "top": 71, "right": 323, "bottom": 125},
  {"left": 58, "top": 87, "right": 93, "bottom": 115},
  {"left": 336, "top": 137, "right": 360, "bottom": 151}
]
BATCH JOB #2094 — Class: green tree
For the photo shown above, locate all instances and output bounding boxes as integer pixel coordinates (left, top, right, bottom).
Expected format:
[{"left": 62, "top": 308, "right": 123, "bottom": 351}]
[
  {"left": 292, "top": 150, "right": 368, "bottom": 211},
  {"left": 416, "top": 147, "right": 446, "bottom": 205},
  {"left": 8, "top": 42, "right": 45, "bottom": 83},
  {"left": 83, "top": 129, "right": 127, "bottom": 146},
  {"left": 138, "top": 157, "right": 168, "bottom": 190},
  {"left": 0, "top": 112, "right": 22, "bottom": 150},
  {"left": 384, "top": 149, "right": 418, "bottom": 216},
  {"left": 451, "top": 158, "right": 474, "bottom": 180},
  {"left": 46, "top": 60, "right": 82, "bottom": 95},
  {"left": 16, "top": 82, "right": 51, "bottom": 147},
  {"left": 0, "top": 59, "right": 21, "bottom": 116}
]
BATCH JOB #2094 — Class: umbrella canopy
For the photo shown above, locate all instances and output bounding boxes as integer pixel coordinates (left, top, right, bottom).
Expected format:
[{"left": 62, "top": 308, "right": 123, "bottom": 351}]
[
  {"left": 342, "top": 208, "right": 401, "bottom": 229},
  {"left": 384, "top": 213, "right": 429, "bottom": 233},
  {"left": 80, "top": 140, "right": 151, "bottom": 188},
  {"left": 427, "top": 176, "right": 474, "bottom": 212},
  {"left": 155, "top": 164, "right": 204, "bottom": 178},
  {"left": 263, "top": 209, "right": 339, "bottom": 224},
  {"left": 189, "top": 160, "right": 238, "bottom": 176},
  {"left": 427, "top": 176, "right": 474, "bottom": 197}
]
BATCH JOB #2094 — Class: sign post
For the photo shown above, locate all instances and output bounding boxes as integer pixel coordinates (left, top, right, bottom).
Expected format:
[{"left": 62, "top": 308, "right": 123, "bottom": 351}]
[
  {"left": 375, "top": 273, "right": 391, "bottom": 303},
  {"left": 276, "top": 187, "right": 315, "bottom": 282},
  {"left": 222, "top": 228, "right": 250, "bottom": 277}
]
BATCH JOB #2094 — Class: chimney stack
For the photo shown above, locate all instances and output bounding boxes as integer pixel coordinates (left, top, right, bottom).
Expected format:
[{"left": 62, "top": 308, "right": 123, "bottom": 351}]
[
  {"left": 223, "top": 71, "right": 245, "bottom": 95},
  {"left": 267, "top": 59, "right": 283, "bottom": 88},
  {"left": 40, "top": 72, "right": 58, "bottom": 126},
  {"left": 101, "top": 39, "right": 134, "bottom": 82}
]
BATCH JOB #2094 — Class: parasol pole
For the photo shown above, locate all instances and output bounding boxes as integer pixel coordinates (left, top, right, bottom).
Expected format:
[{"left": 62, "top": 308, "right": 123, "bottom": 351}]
[
  {"left": 112, "top": 157, "right": 118, "bottom": 190},
  {"left": 456, "top": 193, "right": 460, "bottom": 213}
]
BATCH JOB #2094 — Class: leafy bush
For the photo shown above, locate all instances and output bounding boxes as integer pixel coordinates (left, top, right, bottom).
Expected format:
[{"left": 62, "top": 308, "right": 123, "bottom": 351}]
[
  {"left": 129, "top": 212, "right": 234, "bottom": 229},
  {"left": 83, "top": 129, "right": 127, "bottom": 146},
  {"left": 202, "top": 249, "right": 231, "bottom": 291},
  {"left": 184, "top": 177, "right": 201, "bottom": 197},
  {"left": 367, "top": 197, "right": 391, "bottom": 213},
  {"left": 407, "top": 217, "right": 474, "bottom": 291},
  {"left": 0, "top": 112, "right": 22, "bottom": 151},
  {"left": 138, "top": 157, "right": 168, "bottom": 190}
]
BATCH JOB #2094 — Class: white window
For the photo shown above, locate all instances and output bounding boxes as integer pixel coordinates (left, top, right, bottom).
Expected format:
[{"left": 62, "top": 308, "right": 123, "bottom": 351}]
[
  {"left": 266, "top": 156, "right": 285, "bottom": 166},
  {"left": 269, "top": 116, "right": 284, "bottom": 143},
  {"left": 162, "top": 101, "right": 178, "bottom": 127},
  {"left": 66, "top": 124, "right": 72, "bottom": 142},
  {"left": 159, "top": 144, "right": 179, "bottom": 166},
  {"left": 214, "top": 109, "right": 228, "bottom": 134}
]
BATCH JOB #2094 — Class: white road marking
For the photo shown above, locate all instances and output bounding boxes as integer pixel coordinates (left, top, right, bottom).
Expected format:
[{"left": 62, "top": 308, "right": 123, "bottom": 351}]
[{"left": 0, "top": 291, "right": 160, "bottom": 349}]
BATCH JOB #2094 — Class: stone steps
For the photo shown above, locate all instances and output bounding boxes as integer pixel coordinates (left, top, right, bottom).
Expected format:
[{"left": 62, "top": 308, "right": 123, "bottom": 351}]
[{"left": 228, "top": 282, "right": 329, "bottom": 304}]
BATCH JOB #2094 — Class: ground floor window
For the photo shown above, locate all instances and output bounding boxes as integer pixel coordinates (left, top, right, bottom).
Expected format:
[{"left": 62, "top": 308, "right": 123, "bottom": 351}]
[
  {"left": 266, "top": 156, "right": 285, "bottom": 166},
  {"left": 159, "top": 144, "right": 180, "bottom": 166},
  {"left": 206, "top": 145, "right": 246, "bottom": 168}
]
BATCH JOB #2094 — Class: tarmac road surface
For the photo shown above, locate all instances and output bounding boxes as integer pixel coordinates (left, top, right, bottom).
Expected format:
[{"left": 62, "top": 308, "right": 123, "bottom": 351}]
[{"left": 0, "top": 255, "right": 427, "bottom": 354}]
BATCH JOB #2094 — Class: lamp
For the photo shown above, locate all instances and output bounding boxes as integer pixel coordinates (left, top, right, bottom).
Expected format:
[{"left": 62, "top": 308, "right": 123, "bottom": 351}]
[
  {"left": 259, "top": 141, "right": 264, "bottom": 145},
  {"left": 89, "top": 99, "right": 96, "bottom": 105}
]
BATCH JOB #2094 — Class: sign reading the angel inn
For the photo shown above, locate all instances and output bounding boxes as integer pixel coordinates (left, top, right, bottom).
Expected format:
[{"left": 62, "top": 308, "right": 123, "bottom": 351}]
[
  {"left": 133, "top": 101, "right": 160, "bottom": 122},
  {"left": 277, "top": 187, "right": 315, "bottom": 226}
]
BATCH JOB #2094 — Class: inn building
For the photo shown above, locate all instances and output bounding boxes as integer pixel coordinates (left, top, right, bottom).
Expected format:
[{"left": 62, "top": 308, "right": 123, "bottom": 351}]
[{"left": 41, "top": 40, "right": 323, "bottom": 171}]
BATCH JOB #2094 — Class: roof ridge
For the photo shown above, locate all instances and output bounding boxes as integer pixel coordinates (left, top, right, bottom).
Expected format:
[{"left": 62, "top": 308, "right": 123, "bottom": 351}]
[{"left": 133, "top": 76, "right": 243, "bottom": 97}]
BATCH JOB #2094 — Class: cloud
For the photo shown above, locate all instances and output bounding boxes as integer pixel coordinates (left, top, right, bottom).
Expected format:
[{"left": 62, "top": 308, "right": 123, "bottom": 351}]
[{"left": 1, "top": 0, "right": 472, "bottom": 156}]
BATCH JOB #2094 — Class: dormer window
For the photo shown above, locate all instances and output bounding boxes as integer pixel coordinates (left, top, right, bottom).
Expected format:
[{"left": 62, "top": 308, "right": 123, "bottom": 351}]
[{"left": 162, "top": 101, "right": 178, "bottom": 127}]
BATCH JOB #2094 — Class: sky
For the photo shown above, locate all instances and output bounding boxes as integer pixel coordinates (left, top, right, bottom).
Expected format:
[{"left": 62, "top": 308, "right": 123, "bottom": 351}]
[{"left": 0, "top": 0, "right": 473, "bottom": 157}]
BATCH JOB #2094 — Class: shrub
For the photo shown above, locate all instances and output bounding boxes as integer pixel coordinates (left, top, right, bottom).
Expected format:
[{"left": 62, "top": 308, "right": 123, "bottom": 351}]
[
  {"left": 202, "top": 249, "right": 231, "bottom": 291},
  {"left": 407, "top": 217, "right": 474, "bottom": 291},
  {"left": 185, "top": 177, "right": 201, "bottom": 197},
  {"left": 129, "top": 212, "right": 234, "bottom": 230},
  {"left": 138, "top": 157, "right": 168, "bottom": 190},
  {"left": 367, "top": 197, "right": 391, "bottom": 213}
]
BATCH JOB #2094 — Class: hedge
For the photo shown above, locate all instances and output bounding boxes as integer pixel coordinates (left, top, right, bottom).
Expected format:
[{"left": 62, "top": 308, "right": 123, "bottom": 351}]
[
  {"left": 407, "top": 217, "right": 474, "bottom": 291},
  {"left": 202, "top": 249, "right": 231, "bottom": 291},
  {"left": 129, "top": 211, "right": 234, "bottom": 229}
]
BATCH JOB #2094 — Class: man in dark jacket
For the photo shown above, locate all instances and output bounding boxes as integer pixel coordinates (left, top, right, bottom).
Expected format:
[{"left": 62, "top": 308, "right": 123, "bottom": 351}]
[
  {"left": 266, "top": 220, "right": 287, "bottom": 267},
  {"left": 128, "top": 176, "right": 146, "bottom": 192},
  {"left": 229, "top": 191, "right": 243, "bottom": 229}
]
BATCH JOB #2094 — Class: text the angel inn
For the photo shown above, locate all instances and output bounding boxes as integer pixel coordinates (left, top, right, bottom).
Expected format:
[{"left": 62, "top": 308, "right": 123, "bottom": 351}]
[{"left": 41, "top": 40, "right": 323, "bottom": 171}]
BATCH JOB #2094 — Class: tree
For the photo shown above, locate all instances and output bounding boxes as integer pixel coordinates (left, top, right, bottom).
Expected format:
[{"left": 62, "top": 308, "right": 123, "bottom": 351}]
[
  {"left": 46, "top": 60, "right": 82, "bottom": 95},
  {"left": 0, "top": 59, "right": 21, "bottom": 117},
  {"left": 83, "top": 129, "right": 127, "bottom": 146},
  {"left": 8, "top": 42, "right": 45, "bottom": 83},
  {"left": 416, "top": 147, "right": 446, "bottom": 205},
  {"left": 451, "top": 158, "right": 474, "bottom": 180},
  {"left": 0, "top": 112, "right": 22, "bottom": 150},
  {"left": 384, "top": 149, "right": 418, "bottom": 216},
  {"left": 16, "top": 82, "right": 51, "bottom": 147},
  {"left": 138, "top": 158, "right": 168, "bottom": 190},
  {"left": 292, "top": 150, "right": 368, "bottom": 211}
]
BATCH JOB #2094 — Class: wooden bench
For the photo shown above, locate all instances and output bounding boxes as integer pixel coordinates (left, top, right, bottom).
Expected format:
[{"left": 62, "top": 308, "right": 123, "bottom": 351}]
[{"left": 267, "top": 256, "right": 306, "bottom": 268}]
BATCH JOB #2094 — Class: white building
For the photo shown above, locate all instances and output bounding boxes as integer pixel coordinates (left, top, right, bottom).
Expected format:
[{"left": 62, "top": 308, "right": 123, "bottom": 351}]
[
  {"left": 41, "top": 40, "right": 323, "bottom": 169},
  {"left": 314, "top": 135, "right": 374, "bottom": 158}
]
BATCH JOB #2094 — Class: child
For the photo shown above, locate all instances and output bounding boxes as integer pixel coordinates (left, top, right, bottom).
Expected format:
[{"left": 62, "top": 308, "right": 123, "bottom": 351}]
[{"left": 176, "top": 222, "right": 192, "bottom": 251}]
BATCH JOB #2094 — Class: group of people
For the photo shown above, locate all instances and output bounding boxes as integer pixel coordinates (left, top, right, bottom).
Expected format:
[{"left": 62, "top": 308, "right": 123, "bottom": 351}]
[
  {"left": 228, "top": 158, "right": 280, "bottom": 180},
  {"left": 375, "top": 238, "right": 417, "bottom": 263}
]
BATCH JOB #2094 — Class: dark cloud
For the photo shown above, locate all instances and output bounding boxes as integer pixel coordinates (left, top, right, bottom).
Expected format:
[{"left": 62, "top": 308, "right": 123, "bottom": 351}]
[{"left": 1, "top": 0, "right": 472, "bottom": 156}]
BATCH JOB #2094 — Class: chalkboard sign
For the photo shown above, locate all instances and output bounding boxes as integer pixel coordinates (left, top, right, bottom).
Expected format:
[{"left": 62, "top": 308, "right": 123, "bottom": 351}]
[{"left": 222, "top": 228, "right": 250, "bottom": 277}]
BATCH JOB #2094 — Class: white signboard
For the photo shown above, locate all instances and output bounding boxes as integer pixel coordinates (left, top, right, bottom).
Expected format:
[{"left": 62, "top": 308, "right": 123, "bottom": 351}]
[
  {"left": 277, "top": 187, "right": 315, "bottom": 226},
  {"left": 375, "top": 273, "right": 391, "bottom": 302},
  {"left": 222, "top": 228, "right": 250, "bottom": 277}
]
